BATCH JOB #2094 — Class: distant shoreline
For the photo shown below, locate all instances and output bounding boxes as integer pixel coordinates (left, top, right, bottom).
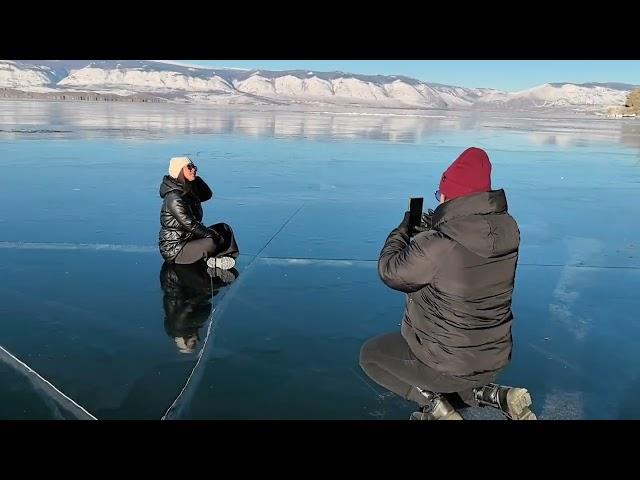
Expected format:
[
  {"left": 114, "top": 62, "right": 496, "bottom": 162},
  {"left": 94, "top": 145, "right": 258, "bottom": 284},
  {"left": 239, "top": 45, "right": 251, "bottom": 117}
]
[
  {"left": 1, "top": 95, "right": 626, "bottom": 121},
  {"left": 0, "top": 88, "right": 163, "bottom": 103}
]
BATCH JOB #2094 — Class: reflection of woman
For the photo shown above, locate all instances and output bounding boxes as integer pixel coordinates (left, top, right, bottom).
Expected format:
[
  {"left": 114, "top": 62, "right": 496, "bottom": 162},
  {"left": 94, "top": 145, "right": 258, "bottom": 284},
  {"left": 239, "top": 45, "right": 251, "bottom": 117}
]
[
  {"left": 159, "top": 156, "right": 239, "bottom": 268},
  {"left": 160, "top": 261, "right": 238, "bottom": 354}
]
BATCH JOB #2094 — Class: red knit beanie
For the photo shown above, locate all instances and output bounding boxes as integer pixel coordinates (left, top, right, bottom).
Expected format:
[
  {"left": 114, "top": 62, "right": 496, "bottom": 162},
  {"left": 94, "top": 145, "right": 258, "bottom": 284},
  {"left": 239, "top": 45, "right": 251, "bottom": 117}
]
[{"left": 439, "top": 147, "right": 492, "bottom": 200}]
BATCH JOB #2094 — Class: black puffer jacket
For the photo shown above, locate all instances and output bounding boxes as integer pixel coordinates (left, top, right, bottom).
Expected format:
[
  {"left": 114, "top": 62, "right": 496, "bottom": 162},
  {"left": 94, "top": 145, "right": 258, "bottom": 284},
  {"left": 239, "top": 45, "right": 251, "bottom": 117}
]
[
  {"left": 159, "top": 175, "right": 214, "bottom": 261},
  {"left": 378, "top": 190, "right": 520, "bottom": 381}
]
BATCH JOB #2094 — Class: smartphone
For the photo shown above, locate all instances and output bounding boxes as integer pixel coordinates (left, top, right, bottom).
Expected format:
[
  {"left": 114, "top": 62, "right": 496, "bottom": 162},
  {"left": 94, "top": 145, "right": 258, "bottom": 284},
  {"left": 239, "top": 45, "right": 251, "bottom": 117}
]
[{"left": 408, "top": 197, "right": 424, "bottom": 231}]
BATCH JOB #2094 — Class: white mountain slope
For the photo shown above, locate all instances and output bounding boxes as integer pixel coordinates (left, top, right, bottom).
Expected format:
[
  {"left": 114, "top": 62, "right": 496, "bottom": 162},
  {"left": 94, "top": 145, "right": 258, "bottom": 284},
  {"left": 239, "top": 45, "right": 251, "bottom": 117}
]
[{"left": 0, "top": 60, "right": 635, "bottom": 111}]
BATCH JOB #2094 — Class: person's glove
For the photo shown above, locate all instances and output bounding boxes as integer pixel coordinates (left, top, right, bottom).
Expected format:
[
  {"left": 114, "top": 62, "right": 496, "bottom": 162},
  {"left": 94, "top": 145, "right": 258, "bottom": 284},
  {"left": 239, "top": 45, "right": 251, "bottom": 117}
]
[
  {"left": 397, "top": 211, "right": 412, "bottom": 236},
  {"left": 413, "top": 209, "right": 435, "bottom": 235},
  {"left": 398, "top": 209, "right": 435, "bottom": 237}
]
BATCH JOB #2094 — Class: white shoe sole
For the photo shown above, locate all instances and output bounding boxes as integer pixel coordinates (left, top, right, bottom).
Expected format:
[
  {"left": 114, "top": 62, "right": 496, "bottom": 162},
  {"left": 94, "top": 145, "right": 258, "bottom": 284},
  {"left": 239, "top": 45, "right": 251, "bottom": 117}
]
[
  {"left": 505, "top": 388, "right": 537, "bottom": 420},
  {"left": 207, "top": 256, "right": 235, "bottom": 270}
]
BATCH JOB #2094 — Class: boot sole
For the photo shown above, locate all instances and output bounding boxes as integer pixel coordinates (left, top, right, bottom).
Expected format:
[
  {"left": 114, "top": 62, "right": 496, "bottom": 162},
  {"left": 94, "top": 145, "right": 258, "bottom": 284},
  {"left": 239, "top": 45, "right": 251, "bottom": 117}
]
[
  {"left": 207, "top": 256, "right": 235, "bottom": 270},
  {"left": 441, "top": 411, "right": 463, "bottom": 420},
  {"left": 506, "top": 388, "right": 537, "bottom": 420},
  {"left": 409, "top": 410, "right": 463, "bottom": 420}
]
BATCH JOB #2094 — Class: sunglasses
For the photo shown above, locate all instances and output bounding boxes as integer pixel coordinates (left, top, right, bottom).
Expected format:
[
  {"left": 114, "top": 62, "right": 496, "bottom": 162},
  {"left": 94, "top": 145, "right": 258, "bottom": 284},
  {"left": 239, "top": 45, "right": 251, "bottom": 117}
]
[
  {"left": 186, "top": 163, "right": 198, "bottom": 173},
  {"left": 434, "top": 189, "right": 441, "bottom": 201}
]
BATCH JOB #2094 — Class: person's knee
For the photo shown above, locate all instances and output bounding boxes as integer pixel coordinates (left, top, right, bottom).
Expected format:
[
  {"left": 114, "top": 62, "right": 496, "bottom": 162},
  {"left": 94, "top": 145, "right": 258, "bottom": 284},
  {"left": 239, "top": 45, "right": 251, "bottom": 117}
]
[{"left": 201, "top": 238, "right": 217, "bottom": 254}]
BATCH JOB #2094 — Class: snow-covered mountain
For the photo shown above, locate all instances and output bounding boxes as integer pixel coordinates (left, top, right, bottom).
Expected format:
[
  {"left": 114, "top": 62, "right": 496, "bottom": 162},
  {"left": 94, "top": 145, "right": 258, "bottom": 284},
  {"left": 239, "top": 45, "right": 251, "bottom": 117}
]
[
  {"left": 474, "top": 82, "right": 630, "bottom": 109},
  {"left": 0, "top": 60, "right": 636, "bottom": 111}
]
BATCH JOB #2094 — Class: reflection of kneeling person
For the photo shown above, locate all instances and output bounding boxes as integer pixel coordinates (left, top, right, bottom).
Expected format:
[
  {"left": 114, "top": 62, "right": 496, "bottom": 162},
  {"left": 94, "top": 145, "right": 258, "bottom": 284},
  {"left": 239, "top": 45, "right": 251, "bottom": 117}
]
[
  {"left": 160, "top": 261, "right": 238, "bottom": 354},
  {"left": 159, "top": 156, "right": 239, "bottom": 269},
  {"left": 360, "top": 147, "right": 536, "bottom": 420}
]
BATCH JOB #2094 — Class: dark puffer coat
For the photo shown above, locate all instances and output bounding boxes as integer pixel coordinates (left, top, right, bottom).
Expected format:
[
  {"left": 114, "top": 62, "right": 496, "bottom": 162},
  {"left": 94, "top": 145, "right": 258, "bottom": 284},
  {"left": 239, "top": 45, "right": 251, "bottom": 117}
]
[
  {"left": 159, "top": 175, "right": 214, "bottom": 261},
  {"left": 378, "top": 190, "right": 520, "bottom": 380}
]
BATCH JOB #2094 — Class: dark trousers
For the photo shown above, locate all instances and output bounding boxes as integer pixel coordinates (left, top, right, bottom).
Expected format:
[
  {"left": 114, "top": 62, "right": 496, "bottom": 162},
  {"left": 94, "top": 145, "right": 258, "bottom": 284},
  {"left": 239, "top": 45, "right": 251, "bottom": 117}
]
[
  {"left": 359, "top": 325, "right": 495, "bottom": 408},
  {"left": 175, "top": 223, "right": 240, "bottom": 265}
]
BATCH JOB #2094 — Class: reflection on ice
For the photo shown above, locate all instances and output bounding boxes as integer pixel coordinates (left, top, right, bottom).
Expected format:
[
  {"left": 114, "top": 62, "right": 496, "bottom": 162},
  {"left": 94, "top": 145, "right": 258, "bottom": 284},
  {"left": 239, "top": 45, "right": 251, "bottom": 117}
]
[
  {"left": 2, "top": 101, "right": 639, "bottom": 154},
  {"left": 160, "top": 261, "right": 239, "bottom": 355}
]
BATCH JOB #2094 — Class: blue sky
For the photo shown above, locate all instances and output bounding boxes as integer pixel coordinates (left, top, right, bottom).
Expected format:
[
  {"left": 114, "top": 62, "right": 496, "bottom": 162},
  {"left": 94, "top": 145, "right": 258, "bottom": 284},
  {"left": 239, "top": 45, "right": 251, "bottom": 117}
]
[{"left": 170, "top": 60, "right": 640, "bottom": 92}]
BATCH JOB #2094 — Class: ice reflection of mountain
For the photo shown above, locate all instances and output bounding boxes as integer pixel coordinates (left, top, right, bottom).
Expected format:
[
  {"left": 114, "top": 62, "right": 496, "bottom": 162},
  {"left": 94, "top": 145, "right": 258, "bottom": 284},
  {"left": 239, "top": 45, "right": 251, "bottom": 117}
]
[
  {"left": 528, "top": 132, "right": 574, "bottom": 148},
  {"left": 1, "top": 101, "right": 639, "bottom": 153},
  {"left": 0, "top": 101, "right": 464, "bottom": 143}
]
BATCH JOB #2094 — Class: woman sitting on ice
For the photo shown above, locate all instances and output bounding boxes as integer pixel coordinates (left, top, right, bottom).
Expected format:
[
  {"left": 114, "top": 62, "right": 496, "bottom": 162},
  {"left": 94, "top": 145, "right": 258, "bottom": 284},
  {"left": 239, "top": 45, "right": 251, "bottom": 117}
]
[{"left": 159, "top": 156, "right": 239, "bottom": 269}]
